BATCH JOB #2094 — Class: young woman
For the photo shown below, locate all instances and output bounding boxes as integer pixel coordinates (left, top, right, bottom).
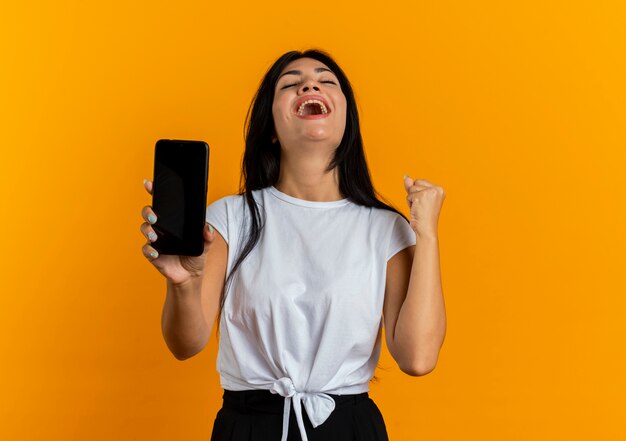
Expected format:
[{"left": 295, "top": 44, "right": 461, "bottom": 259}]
[{"left": 140, "top": 49, "right": 446, "bottom": 441}]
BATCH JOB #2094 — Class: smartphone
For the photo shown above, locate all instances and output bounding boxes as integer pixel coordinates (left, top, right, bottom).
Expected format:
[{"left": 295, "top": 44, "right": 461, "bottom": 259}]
[{"left": 150, "top": 139, "right": 209, "bottom": 256}]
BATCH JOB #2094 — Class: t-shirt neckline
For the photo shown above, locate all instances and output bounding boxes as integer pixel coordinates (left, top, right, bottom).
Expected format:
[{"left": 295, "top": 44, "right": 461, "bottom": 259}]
[{"left": 268, "top": 186, "right": 350, "bottom": 208}]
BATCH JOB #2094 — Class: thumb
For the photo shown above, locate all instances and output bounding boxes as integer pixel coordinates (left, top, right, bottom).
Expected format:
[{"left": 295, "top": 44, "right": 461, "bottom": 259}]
[
  {"left": 403, "top": 174, "right": 414, "bottom": 191},
  {"left": 204, "top": 222, "right": 216, "bottom": 242}
]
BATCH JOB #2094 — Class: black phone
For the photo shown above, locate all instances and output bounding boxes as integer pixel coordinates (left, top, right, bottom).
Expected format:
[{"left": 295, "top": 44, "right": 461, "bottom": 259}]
[{"left": 150, "top": 139, "right": 209, "bottom": 256}]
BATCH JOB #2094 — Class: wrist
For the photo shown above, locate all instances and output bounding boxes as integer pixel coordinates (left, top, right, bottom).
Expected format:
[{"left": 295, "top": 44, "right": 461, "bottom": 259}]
[
  {"left": 167, "top": 276, "right": 202, "bottom": 295},
  {"left": 415, "top": 230, "right": 439, "bottom": 241}
]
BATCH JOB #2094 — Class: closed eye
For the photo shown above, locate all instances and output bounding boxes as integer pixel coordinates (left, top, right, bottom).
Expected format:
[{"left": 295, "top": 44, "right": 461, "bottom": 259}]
[{"left": 281, "top": 80, "right": 337, "bottom": 89}]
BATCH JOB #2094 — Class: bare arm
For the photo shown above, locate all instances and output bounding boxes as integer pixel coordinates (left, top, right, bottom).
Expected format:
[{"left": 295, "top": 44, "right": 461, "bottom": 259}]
[
  {"left": 383, "top": 235, "right": 446, "bottom": 376},
  {"left": 161, "top": 228, "right": 228, "bottom": 360}
]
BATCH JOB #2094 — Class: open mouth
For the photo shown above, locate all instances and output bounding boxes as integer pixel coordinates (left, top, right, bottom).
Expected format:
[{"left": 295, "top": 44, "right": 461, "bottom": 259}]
[{"left": 295, "top": 99, "right": 330, "bottom": 116}]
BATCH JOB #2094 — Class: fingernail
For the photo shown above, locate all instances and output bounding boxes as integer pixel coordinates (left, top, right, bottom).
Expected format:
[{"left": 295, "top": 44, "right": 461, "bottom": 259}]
[
  {"left": 148, "top": 214, "right": 157, "bottom": 224},
  {"left": 404, "top": 175, "right": 410, "bottom": 180},
  {"left": 148, "top": 231, "right": 157, "bottom": 241},
  {"left": 143, "top": 178, "right": 148, "bottom": 186},
  {"left": 208, "top": 224, "right": 214, "bottom": 234},
  {"left": 150, "top": 251, "right": 158, "bottom": 258}
]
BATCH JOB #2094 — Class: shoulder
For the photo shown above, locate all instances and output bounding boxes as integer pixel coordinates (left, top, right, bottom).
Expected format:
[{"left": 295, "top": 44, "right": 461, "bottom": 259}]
[
  {"left": 207, "top": 188, "right": 268, "bottom": 215},
  {"left": 207, "top": 191, "right": 249, "bottom": 208},
  {"left": 215, "top": 192, "right": 244, "bottom": 203},
  {"left": 364, "top": 205, "right": 407, "bottom": 227},
  {"left": 206, "top": 193, "right": 243, "bottom": 221}
]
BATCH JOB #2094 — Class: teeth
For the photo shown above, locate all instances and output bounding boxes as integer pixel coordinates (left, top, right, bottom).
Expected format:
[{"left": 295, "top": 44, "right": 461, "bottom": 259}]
[{"left": 296, "top": 99, "right": 328, "bottom": 116}]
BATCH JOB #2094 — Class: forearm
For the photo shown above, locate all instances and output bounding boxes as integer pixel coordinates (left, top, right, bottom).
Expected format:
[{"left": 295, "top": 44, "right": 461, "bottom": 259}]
[
  {"left": 161, "top": 278, "right": 210, "bottom": 360},
  {"left": 394, "top": 235, "right": 446, "bottom": 373}
]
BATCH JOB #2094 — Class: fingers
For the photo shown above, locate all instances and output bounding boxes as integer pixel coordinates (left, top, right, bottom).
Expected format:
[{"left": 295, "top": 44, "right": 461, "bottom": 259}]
[
  {"left": 143, "top": 178, "right": 153, "bottom": 195},
  {"left": 406, "top": 185, "right": 445, "bottom": 208},
  {"left": 403, "top": 176, "right": 415, "bottom": 195},
  {"left": 141, "top": 179, "right": 160, "bottom": 261},
  {"left": 405, "top": 178, "right": 434, "bottom": 206},
  {"left": 405, "top": 177, "right": 434, "bottom": 192},
  {"left": 411, "top": 178, "right": 434, "bottom": 187},
  {"left": 141, "top": 204, "right": 158, "bottom": 225},
  {"left": 140, "top": 220, "right": 158, "bottom": 243},
  {"left": 406, "top": 188, "right": 426, "bottom": 207},
  {"left": 141, "top": 241, "right": 159, "bottom": 260},
  {"left": 141, "top": 183, "right": 158, "bottom": 259},
  {"left": 406, "top": 183, "right": 431, "bottom": 193},
  {"left": 407, "top": 194, "right": 416, "bottom": 208},
  {"left": 140, "top": 214, "right": 160, "bottom": 260}
]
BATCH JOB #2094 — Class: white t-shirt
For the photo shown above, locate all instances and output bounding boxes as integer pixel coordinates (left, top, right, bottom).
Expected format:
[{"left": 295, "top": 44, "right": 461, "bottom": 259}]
[{"left": 205, "top": 185, "right": 416, "bottom": 441}]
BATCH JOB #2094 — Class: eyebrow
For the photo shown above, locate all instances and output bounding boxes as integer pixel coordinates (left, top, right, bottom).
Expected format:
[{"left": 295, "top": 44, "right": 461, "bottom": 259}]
[{"left": 278, "top": 67, "right": 335, "bottom": 80}]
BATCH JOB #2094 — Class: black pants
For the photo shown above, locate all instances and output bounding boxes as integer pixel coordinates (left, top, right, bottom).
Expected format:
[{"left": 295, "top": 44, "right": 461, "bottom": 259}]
[{"left": 210, "top": 389, "right": 390, "bottom": 441}]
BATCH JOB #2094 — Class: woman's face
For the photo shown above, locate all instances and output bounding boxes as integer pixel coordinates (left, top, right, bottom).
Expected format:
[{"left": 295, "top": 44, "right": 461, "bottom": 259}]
[{"left": 272, "top": 57, "right": 347, "bottom": 150}]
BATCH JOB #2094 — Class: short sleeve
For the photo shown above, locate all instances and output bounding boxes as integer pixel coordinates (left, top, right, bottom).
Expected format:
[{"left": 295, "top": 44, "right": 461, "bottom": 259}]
[
  {"left": 386, "top": 214, "right": 416, "bottom": 261},
  {"left": 205, "top": 196, "right": 229, "bottom": 245}
]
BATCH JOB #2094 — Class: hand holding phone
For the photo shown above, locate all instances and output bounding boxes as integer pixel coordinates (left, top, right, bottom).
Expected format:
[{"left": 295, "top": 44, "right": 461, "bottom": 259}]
[
  {"left": 139, "top": 139, "right": 214, "bottom": 286},
  {"left": 141, "top": 178, "right": 217, "bottom": 285}
]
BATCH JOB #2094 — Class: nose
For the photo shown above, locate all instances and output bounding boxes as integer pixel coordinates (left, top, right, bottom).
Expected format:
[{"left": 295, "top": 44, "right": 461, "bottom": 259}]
[{"left": 299, "top": 79, "right": 320, "bottom": 93}]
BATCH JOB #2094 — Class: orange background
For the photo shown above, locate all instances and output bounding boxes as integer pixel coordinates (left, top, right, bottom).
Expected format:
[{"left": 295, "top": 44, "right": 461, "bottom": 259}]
[{"left": 1, "top": 1, "right": 625, "bottom": 440}]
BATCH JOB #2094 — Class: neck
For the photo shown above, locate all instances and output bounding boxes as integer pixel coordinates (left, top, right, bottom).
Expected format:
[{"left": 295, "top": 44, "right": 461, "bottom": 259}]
[{"left": 274, "top": 154, "right": 343, "bottom": 202}]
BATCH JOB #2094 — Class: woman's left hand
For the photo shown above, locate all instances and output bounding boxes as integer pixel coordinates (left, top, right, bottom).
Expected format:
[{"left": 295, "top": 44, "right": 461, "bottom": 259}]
[{"left": 403, "top": 175, "right": 446, "bottom": 239}]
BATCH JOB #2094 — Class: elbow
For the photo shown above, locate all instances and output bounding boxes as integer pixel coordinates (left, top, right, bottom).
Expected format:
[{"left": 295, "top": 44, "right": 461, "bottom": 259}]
[
  {"left": 163, "top": 334, "right": 208, "bottom": 361},
  {"left": 399, "top": 356, "right": 438, "bottom": 377},
  {"left": 168, "top": 344, "right": 203, "bottom": 361},
  {"left": 400, "top": 333, "right": 446, "bottom": 376},
  {"left": 172, "top": 349, "right": 199, "bottom": 361},
  {"left": 173, "top": 352, "right": 191, "bottom": 361}
]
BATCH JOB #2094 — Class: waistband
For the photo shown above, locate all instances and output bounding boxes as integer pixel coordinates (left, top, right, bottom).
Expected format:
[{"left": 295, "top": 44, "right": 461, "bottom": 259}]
[{"left": 222, "top": 388, "right": 369, "bottom": 415}]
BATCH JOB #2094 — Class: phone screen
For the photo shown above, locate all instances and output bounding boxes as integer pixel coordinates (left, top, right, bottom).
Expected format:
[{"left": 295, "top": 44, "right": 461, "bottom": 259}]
[{"left": 151, "top": 139, "right": 209, "bottom": 256}]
